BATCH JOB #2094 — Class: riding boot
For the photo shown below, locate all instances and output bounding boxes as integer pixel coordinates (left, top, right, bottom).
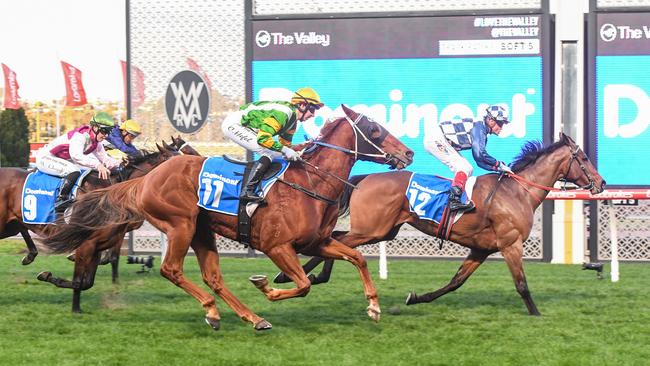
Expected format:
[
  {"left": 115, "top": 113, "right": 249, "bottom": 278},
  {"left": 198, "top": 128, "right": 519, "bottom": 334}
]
[
  {"left": 240, "top": 156, "right": 271, "bottom": 202},
  {"left": 448, "top": 186, "right": 475, "bottom": 213},
  {"left": 54, "top": 171, "right": 81, "bottom": 213}
]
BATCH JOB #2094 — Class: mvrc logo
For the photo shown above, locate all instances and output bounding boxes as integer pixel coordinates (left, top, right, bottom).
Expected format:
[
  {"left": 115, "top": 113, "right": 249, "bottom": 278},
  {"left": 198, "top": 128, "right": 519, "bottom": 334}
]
[{"left": 165, "top": 70, "right": 210, "bottom": 134}]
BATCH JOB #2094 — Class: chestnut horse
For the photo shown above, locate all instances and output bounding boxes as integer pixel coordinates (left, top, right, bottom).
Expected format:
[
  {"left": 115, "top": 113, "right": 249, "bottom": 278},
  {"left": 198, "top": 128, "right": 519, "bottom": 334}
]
[
  {"left": 0, "top": 144, "right": 177, "bottom": 265},
  {"left": 40, "top": 105, "right": 414, "bottom": 330},
  {"left": 275, "top": 133, "right": 605, "bottom": 315}
]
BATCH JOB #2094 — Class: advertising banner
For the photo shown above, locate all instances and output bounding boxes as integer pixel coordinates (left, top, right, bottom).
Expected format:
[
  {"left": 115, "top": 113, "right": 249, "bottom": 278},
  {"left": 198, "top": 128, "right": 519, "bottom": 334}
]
[
  {"left": 592, "top": 12, "right": 650, "bottom": 187},
  {"left": 251, "top": 14, "right": 549, "bottom": 175}
]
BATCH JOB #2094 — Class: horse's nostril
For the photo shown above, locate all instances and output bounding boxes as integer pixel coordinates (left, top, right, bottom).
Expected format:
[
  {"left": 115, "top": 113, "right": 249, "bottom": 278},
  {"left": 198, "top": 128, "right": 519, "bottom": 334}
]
[
  {"left": 405, "top": 150, "right": 414, "bottom": 159},
  {"left": 601, "top": 181, "right": 606, "bottom": 189}
]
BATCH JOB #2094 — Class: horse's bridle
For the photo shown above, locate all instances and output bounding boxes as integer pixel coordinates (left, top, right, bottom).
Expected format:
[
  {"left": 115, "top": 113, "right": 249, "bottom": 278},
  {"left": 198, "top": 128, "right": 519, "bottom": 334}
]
[
  {"left": 558, "top": 145, "right": 597, "bottom": 191},
  {"left": 308, "top": 114, "right": 408, "bottom": 169}
]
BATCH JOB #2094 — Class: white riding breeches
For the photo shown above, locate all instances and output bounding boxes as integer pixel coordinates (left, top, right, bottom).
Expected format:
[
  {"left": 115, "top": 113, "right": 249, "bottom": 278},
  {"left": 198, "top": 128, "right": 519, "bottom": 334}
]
[
  {"left": 35, "top": 150, "right": 80, "bottom": 177},
  {"left": 424, "top": 126, "right": 473, "bottom": 176},
  {"left": 221, "top": 112, "right": 283, "bottom": 159}
]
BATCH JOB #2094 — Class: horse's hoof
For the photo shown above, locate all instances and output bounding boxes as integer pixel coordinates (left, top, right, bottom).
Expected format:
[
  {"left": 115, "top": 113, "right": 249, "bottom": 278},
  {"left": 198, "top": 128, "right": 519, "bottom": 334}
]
[
  {"left": 36, "top": 271, "right": 52, "bottom": 282},
  {"left": 21, "top": 253, "right": 37, "bottom": 265},
  {"left": 204, "top": 317, "right": 221, "bottom": 331},
  {"left": 72, "top": 308, "right": 83, "bottom": 314},
  {"left": 272, "top": 272, "right": 290, "bottom": 284},
  {"left": 367, "top": 305, "right": 381, "bottom": 322},
  {"left": 249, "top": 275, "right": 268, "bottom": 290},
  {"left": 66, "top": 253, "right": 76, "bottom": 262},
  {"left": 405, "top": 292, "right": 417, "bottom": 306},
  {"left": 254, "top": 319, "right": 272, "bottom": 331}
]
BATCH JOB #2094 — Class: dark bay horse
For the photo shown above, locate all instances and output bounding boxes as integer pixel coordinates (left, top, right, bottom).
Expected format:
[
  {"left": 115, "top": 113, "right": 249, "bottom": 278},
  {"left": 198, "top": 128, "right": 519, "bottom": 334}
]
[
  {"left": 36, "top": 143, "right": 183, "bottom": 312},
  {"left": 39, "top": 105, "right": 414, "bottom": 330},
  {"left": 275, "top": 133, "right": 605, "bottom": 315},
  {"left": 0, "top": 144, "right": 177, "bottom": 265}
]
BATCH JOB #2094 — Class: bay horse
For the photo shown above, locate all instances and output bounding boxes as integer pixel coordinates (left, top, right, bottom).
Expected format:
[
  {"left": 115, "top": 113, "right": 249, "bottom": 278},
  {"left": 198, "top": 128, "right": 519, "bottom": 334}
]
[
  {"left": 37, "top": 143, "right": 184, "bottom": 312},
  {"left": 274, "top": 132, "right": 605, "bottom": 315},
  {"left": 39, "top": 105, "right": 414, "bottom": 330}
]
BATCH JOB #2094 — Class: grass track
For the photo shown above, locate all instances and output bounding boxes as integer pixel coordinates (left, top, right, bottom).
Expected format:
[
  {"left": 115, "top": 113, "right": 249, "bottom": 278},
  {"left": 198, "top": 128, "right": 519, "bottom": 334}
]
[{"left": 1, "top": 240, "right": 649, "bottom": 365}]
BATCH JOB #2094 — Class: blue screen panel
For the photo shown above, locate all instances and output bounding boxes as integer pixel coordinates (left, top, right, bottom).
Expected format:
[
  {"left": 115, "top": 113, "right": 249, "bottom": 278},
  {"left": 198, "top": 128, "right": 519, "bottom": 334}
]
[
  {"left": 253, "top": 57, "right": 543, "bottom": 176},
  {"left": 596, "top": 55, "right": 650, "bottom": 186}
]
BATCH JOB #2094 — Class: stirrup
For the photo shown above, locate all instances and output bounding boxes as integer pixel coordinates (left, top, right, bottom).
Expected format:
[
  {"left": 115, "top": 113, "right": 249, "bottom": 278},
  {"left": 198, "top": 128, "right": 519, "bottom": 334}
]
[
  {"left": 240, "top": 193, "right": 264, "bottom": 202},
  {"left": 449, "top": 200, "right": 475, "bottom": 213},
  {"left": 54, "top": 197, "right": 74, "bottom": 213}
]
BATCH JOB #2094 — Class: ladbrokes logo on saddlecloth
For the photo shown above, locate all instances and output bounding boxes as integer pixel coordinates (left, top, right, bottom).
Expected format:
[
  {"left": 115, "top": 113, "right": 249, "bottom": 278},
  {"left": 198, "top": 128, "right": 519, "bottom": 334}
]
[{"left": 165, "top": 70, "right": 210, "bottom": 134}]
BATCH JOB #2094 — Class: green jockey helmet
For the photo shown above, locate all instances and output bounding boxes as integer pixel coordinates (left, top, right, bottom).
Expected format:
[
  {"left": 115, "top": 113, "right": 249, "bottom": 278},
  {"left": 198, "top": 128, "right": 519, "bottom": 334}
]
[{"left": 90, "top": 112, "right": 115, "bottom": 128}]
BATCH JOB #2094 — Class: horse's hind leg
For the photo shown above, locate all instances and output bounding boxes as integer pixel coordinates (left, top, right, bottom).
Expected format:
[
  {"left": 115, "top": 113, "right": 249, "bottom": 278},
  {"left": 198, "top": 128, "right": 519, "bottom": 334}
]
[
  {"left": 191, "top": 230, "right": 270, "bottom": 331},
  {"left": 316, "top": 238, "right": 381, "bottom": 321},
  {"left": 19, "top": 226, "right": 39, "bottom": 265},
  {"left": 406, "top": 249, "right": 490, "bottom": 305},
  {"left": 501, "top": 240, "right": 541, "bottom": 316}
]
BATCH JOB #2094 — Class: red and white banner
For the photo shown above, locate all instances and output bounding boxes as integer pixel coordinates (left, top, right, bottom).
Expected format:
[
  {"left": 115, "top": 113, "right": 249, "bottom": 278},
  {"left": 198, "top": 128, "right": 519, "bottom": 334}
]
[
  {"left": 186, "top": 57, "right": 213, "bottom": 90},
  {"left": 60, "top": 61, "right": 87, "bottom": 106},
  {"left": 546, "top": 189, "right": 650, "bottom": 200},
  {"left": 2, "top": 63, "right": 21, "bottom": 109},
  {"left": 121, "top": 60, "right": 145, "bottom": 108}
]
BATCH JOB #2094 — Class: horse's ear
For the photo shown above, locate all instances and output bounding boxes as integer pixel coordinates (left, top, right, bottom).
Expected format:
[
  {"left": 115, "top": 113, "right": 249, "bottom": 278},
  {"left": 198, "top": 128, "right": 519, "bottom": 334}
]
[
  {"left": 156, "top": 143, "right": 164, "bottom": 153},
  {"left": 341, "top": 104, "right": 358, "bottom": 120},
  {"left": 162, "top": 140, "right": 172, "bottom": 150}
]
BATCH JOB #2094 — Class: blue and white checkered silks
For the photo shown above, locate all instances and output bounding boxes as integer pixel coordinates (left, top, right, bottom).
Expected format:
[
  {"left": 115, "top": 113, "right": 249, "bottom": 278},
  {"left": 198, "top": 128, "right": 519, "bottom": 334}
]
[
  {"left": 405, "top": 173, "right": 477, "bottom": 223},
  {"left": 197, "top": 157, "right": 289, "bottom": 216},
  {"left": 439, "top": 118, "right": 475, "bottom": 150},
  {"left": 485, "top": 105, "right": 509, "bottom": 123},
  {"left": 21, "top": 170, "right": 89, "bottom": 224}
]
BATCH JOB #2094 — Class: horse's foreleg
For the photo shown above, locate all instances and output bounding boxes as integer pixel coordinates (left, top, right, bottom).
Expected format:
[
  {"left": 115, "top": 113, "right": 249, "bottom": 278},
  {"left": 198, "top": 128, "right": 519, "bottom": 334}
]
[
  {"left": 272, "top": 256, "right": 324, "bottom": 284},
  {"left": 37, "top": 240, "right": 101, "bottom": 313},
  {"left": 20, "top": 227, "right": 39, "bottom": 265},
  {"left": 108, "top": 240, "right": 122, "bottom": 283},
  {"left": 192, "top": 238, "right": 271, "bottom": 331},
  {"left": 316, "top": 239, "right": 381, "bottom": 322},
  {"left": 251, "top": 244, "right": 312, "bottom": 301},
  {"left": 501, "top": 240, "right": 540, "bottom": 316},
  {"left": 406, "top": 249, "right": 489, "bottom": 305}
]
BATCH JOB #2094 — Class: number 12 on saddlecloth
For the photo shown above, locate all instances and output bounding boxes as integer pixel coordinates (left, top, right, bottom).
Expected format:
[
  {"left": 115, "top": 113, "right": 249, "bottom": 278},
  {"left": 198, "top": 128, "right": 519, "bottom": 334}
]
[
  {"left": 408, "top": 189, "right": 431, "bottom": 216},
  {"left": 201, "top": 178, "right": 224, "bottom": 208}
]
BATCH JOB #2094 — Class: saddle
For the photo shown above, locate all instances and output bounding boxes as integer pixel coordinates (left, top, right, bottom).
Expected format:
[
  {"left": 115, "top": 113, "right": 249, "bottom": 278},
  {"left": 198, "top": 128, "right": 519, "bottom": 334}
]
[{"left": 234, "top": 157, "right": 285, "bottom": 248}]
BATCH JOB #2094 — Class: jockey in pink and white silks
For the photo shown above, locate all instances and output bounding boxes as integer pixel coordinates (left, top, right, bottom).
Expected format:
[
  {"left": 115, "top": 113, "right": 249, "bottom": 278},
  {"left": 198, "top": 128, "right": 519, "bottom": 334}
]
[
  {"left": 35, "top": 112, "right": 121, "bottom": 212},
  {"left": 424, "top": 105, "right": 513, "bottom": 213}
]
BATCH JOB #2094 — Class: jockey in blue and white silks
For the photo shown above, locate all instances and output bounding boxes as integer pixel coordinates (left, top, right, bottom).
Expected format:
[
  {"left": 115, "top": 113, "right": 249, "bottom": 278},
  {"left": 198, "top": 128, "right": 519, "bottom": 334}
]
[{"left": 424, "top": 105, "right": 513, "bottom": 213}]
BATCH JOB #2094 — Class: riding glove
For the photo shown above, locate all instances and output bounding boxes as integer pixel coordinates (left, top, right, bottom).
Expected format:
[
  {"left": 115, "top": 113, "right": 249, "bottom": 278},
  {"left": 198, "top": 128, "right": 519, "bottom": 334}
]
[
  {"left": 498, "top": 161, "right": 513, "bottom": 174},
  {"left": 281, "top": 146, "right": 300, "bottom": 161}
]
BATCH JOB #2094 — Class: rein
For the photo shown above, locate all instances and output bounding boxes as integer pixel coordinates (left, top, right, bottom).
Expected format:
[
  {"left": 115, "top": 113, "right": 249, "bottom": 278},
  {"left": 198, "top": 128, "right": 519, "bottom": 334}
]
[
  {"left": 276, "top": 178, "right": 338, "bottom": 205},
  {"left": 502, "top": 145, "right": 598, "bottom": 205}
]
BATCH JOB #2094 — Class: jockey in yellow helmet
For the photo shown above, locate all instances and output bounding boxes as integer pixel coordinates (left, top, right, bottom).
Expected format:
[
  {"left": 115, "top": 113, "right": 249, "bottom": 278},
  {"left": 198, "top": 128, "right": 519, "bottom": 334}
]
[{"left": 221, "top": 87, "right": 324, "bottom": 202}]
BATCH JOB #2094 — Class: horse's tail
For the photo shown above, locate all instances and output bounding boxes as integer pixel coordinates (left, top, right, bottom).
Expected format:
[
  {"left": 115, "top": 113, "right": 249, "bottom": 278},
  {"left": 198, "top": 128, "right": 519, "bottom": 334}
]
[
  {"left": 338, "top": 174, "right": 370, "bottom": 217},
  {"left": 41, "top": 178, "right": 145, "bottom": 254}
]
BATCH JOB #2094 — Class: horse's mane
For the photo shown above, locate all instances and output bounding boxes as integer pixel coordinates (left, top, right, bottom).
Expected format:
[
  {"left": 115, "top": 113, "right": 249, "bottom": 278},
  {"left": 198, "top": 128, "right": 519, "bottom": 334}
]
[
  {"left": 300, "top": 117, "right": 347, "bottom": 158},
  {"left": 83, "top": 149, "right": 164, "bottom": 185},
  {"left": 510, "top": 139, "right": 566, "bottom": 173}
]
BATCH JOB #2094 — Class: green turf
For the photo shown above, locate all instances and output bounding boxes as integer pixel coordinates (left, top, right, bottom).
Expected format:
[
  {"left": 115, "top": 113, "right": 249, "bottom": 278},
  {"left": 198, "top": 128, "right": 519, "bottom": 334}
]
[{"left": 1, "top": 239, "right": 649, "bottom": 366}]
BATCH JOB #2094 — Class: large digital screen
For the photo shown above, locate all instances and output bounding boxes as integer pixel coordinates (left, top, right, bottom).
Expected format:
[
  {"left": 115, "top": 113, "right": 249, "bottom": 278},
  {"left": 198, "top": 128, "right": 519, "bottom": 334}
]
[
  {"left": 250, "top": 14, "right": 549, "bottom": 176},
  {"left": 591, "top": 12, "right": 650, "bottom": 187}
]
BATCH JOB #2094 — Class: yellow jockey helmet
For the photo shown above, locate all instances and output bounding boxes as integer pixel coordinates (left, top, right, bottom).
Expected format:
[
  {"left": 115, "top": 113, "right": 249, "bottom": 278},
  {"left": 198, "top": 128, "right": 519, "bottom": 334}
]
[
  {"left": 120, "top": 119, "right": 142, "bottom": 136},
  {"left": 291, "top": 87, "right": 324, "bottom": 108}
]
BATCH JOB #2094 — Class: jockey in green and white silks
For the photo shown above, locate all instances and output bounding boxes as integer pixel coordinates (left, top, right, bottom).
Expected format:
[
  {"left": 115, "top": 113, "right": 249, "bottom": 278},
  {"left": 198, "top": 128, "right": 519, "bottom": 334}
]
[
  {"left": 221, "top": 87, "right": 324, "bottom": 202},
  {"left": 424, "top": 105, "right": 513, "bottom": 213}
]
